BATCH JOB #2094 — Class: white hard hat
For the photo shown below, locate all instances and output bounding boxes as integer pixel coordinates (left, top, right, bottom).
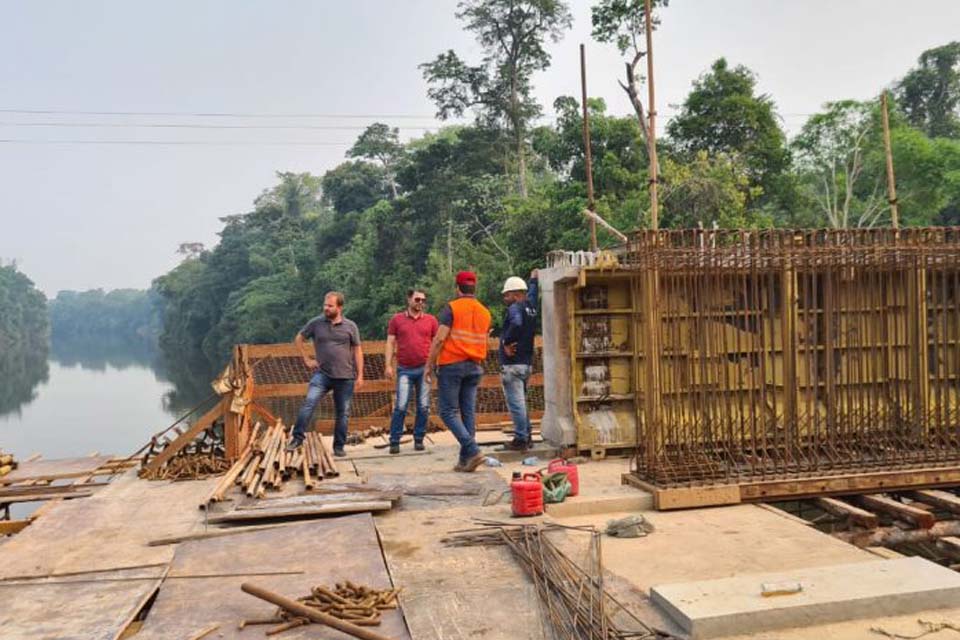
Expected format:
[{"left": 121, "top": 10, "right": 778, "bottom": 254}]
[{"left": 502, "top": 276, "right": 528, "bottom": 294}]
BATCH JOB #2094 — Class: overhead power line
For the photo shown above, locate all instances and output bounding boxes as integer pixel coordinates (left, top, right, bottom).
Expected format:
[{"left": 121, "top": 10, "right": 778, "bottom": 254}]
[
  {"left": 0, "top": 139, "right": 352, "bottom": 147},
  {"left": 0, "top": 108, "right": 451, "bottom": 120},
  {"left": 0, "top": 121, "right": 439, "bottom": 131}
]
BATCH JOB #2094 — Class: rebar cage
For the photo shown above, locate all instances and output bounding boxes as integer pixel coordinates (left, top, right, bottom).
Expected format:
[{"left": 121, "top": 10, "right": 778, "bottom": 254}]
[{"left": 594, "top": 228, "right": 960, "bottom": 490}]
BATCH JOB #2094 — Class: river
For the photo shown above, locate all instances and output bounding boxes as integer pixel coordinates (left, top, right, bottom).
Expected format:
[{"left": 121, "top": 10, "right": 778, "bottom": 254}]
[{"left": 0, "top": 342, "right": 211, "bottom": 461}]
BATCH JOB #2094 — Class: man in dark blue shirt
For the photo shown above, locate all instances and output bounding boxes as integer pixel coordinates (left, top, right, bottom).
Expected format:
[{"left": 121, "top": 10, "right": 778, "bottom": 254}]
[{"left": 498, "top": 269, "right": 539, "bottom": 450}]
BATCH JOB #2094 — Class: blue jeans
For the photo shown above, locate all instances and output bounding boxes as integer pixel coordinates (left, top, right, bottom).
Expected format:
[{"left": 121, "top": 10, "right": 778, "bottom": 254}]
[
  {"left": 501, "top": 364, "right": 532, "bottom": 442},
  {"left": 292, "top": 371, "right": 355, "bottom": 450},
  {"left": 388, "top": 366, "right": 430, "bottom": 445},
  {"left": 437, "top": 360, "right": 483, "bottom": 464}
]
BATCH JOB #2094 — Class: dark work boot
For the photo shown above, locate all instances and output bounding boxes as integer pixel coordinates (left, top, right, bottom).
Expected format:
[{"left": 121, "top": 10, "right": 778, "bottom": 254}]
[
  {"left": 414, "top": 441, "right": 425, "bottom": 452},
  {"left": 333, "top": 448, "right": 346, "bottom": 458},
  {"left": 389, "top": 444, "right": 400, "bottom": 455},
  {"left": 284, "top": 439, "right": 303, "bottom": 453}
]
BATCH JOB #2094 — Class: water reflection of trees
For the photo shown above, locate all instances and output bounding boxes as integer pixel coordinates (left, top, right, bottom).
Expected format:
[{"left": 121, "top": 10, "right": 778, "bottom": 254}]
[
  {"left": 0, "top": 344, "right": 49, "bottom": 417},
  {"left": 49, "top": 336, "right": 214, "bottom": 417}
]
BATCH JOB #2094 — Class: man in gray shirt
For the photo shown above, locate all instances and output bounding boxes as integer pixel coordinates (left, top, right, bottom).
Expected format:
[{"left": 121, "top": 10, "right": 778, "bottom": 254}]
[{"left": 287, "top": 291, "right": 364, "bottom": 457}]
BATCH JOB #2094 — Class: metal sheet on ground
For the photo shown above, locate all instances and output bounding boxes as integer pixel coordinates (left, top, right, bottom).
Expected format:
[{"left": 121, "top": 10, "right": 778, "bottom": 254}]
[
  {"left": 136, "top": 514, "right": 410, "bottom": 640},
  {"left": 376, "top": 506, "right": 545, "bottom": 640},
  {"left": 2, "top": 455, "right": 114, "bottom": 483},
  {"left": 0, "top": 472, "right": 215, "bottom": 577},
  {"left": 0, "top": 567, "right": 164, "bottom": 640}
]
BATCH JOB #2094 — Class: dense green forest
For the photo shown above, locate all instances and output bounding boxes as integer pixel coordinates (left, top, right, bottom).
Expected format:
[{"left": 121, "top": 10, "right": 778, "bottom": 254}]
[
  {"left": 0, "top": 264, "right": 49, "bottom": 415},
  {"left": 153, "top": 1, "right": 960, "bottom": 374},
  {"left": 48, "top": 289, "right": 162, "bottom": 352}
]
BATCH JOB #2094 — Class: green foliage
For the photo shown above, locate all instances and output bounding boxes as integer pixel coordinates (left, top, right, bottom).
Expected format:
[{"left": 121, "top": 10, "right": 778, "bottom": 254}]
[
  {"left": 422, "top": 0, "right": 573, "bottom": 195},
  {"left": 48, "top": 288, "right": 161, "bottom": 348},
  {"left": 150, "top": 38, "right": 960, "bottom": 376},
  {"left": 896, "top": 42, "right": 960, "bottom": 139},
  {"left": 0, "top": 264, "right": 49, "bottom": 416},
  {"left": 667, "top": 58, "right": 790, "bottom": 201}
]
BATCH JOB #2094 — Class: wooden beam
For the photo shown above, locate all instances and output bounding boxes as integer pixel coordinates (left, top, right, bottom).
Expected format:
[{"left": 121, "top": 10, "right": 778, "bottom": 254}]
[
  {"left": 937, "top": 536, "right": 960, "bottom": 557},
  {"left": 739, "top": 467, "right": 960, "bottom": 502},
  {"left": 858, "top": 494, "right": 936, "bottom": 529},
  {"left": 140, "top": 403, "right": 225, "bottom": 476},
  {"left": 0, "top": 491, "right": 94, "bottom": 505},
  {"left": 0, "top": 519, "right": 32, "bottom": 535},
  {"left": 814, "top": 497, "right": 879, "bottom": 529},
  {"left": 906, "top": 489, "right": 960, "bottom": 516},
  {"left": 205, "top": 501, "right": 392, "bottom": 524}
]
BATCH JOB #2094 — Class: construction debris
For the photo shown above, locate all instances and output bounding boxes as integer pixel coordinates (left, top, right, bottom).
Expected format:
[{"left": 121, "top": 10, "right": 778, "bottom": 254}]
[
  {"left": 444, "top": 521, "right": 669, "bottom": 639},
  {"left": 248, "top": 581, "right": 401, "bottom": 634},
  {"left": 140, "top": 424, "right": 226, "bottom": 481},
  {"left": 140, "top": 451, "right": 231, "bottom": 481},
  {"left": 605, "top": 515, "right": 654, "bottom": 539},
  {"left": 200, "top": 421, "right": 340, "bottom": 509},
  {"left": 0, "top": 450, "right": 17, "bottom": 478},
  {"left": 241, "top": 582, "right": 397, "bottom": 640}
]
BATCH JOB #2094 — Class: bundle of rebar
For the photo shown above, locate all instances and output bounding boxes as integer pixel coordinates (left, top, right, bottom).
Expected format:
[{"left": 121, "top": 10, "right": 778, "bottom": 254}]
[
  {"left": 600, "top": 227, "right": 960, "bottom": 488},
  {"left": 239, "top": 581, "right": 399, "bottom": 636},
  {"left": 142, "top": 452, "right": 231, "bottom": 480},
  {"left": 201, "top": 420, "right": 339, "bottom": 508},
  {"left": 444, "top": 521, "right": 667, "bottom": 640}
]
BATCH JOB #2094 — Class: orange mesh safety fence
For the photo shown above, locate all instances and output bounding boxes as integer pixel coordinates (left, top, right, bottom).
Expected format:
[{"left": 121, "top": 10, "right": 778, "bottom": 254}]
[{"left": 236, "top": 338, "right": 543, "bottom": 436}]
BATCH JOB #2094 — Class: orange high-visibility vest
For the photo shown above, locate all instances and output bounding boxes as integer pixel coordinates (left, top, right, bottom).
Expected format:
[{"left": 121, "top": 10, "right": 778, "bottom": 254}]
[{"left": 438, "top": 296, "right": 491, "bottom": 365}]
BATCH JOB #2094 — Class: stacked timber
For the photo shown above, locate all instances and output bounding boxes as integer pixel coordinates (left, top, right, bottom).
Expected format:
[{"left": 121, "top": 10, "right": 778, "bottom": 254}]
[
  {"left": 0, "top": 450, "right": 17, "bottom": 478},
  {"left": 201, "top": 421, "right": 340, "bottom": 509}
]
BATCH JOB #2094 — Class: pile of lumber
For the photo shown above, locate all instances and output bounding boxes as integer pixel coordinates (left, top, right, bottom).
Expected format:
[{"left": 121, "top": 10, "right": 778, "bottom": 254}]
[
  {"left": 241, "top": 581, "right": 401, "bottom": 635},
  {"left": 0, "top": 450, "right": 17, "bottom": 478},
  {"left": 201, "top": 421, "right": 339, "bottom": 508}
]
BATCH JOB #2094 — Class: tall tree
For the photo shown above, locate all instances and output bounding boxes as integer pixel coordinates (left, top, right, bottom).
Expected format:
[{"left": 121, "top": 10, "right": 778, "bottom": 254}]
[
  {"left": 896, "top": 42, "right": 960, "bottom": 139},
  {"left": 348, "top": 123, "right": 405, "bottom": 199},
  {"left": 792, "top": 101, "right": 886, "bottom": 228},
  {"left": 421, "top": 0, "right": 573, "bottom": 197},
  {"left": 590, "top": 0, "right": 668, "bottom": 148},
  {"left": 667, "top": 58, "right": 789, "bottom": 201}
]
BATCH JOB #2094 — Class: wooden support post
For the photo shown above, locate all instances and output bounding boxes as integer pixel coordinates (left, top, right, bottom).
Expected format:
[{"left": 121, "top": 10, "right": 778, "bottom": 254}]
[
  {"left": 815, "top": 497, "right": 879, "bottom": 529},
  {"left": 644, "top": 0, "right": 659, "bottom": 230},
  {"left": 780, "top": 261, "right": 799, "bottom": 458},
  {"left": 880, "top": 91, "right": 900, "bottom": 229},
  {"left": 858, "top": 494, "right": 936, "bottom": 529},
  {"left": 907, "top": 490, "right": 960, "bottom": 516},
  {"left": 580, "top": 43, "right": 597, "bottom": 251}
]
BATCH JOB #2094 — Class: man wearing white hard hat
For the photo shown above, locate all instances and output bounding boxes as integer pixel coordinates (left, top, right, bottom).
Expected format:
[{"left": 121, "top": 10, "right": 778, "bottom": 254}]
[{"left": 498, "top": 269, "right": 539, "bottom": 450}]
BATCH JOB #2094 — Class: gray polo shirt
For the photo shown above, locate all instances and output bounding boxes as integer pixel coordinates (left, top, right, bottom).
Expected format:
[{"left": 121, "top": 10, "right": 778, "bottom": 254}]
[{"left": 299, "top": 315, "right": 361, "bottom": 379}]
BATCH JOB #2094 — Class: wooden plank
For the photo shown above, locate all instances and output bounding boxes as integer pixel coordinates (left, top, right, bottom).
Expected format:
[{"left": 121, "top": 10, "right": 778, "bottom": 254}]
[
  {"left": 141, "top": 403, "right": 224, "bottom": 476},
  {"left": 907, "top": 489, "right": 960, "bottom": 515},
  {"left": 2, "top": 455, "right": 114, "bottom": 484},
  {"left": 253, "top": 373, "right": 545, "bottom": 398},
  {"left": 0, "top": 473, "right": 215, "bottom": 578},
  {"left": 134, "top": 516, "right": 409, "bottom": 640},
  {"left": 814, "top": 497, "right": 879, "bottom": 528},
  {"left": 621, "top": 474, "right": 740, "bottom": 510},
  {"left": 858, "top": 494, "right": 936, "bottom": 529},
  {"left": 376, "top": 505, "right": 545, "bottom": 639},
  {"left": 0, "top": 491, "right": 94, "bottom": 505},
  {"left": 937, "top": 536, "right": 960, "bottom": 556},
  {"left": 0, "top": 567, "right": 164, "bottom": 640},
  {"left": 205, "top": 501, "right": 392, "bottom": 524},
  {"left": 739, "top": 467, "right": 960, "bottom": 503},
  {"left": 0, "top": 519, "right": 32, "bottom": 535}
]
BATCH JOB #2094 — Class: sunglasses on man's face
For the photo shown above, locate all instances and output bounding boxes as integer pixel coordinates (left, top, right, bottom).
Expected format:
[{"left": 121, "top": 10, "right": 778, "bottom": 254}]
[{"left": 413, "top": 297, "right": 426, "bottom": 303}]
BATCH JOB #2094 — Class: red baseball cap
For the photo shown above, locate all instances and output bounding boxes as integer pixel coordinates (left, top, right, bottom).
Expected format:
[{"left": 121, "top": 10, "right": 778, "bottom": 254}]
[{"left": 455, "top": 270, "right": 477, "bottom": 286}]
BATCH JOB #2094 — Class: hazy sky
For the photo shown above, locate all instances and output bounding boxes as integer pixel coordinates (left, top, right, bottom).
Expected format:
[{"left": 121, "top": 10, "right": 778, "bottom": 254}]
[{"left": 1, "top": 0, "right": 958, "bottom": 295}]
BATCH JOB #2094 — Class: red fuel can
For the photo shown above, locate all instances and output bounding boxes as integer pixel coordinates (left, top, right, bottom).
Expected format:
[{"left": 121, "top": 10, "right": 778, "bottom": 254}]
[
  {"left": 547, "top": 458, "right": 580, "bottom": 497},
  {"left": 511, "top": 472, "right": 544, "bottom": 517}
]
